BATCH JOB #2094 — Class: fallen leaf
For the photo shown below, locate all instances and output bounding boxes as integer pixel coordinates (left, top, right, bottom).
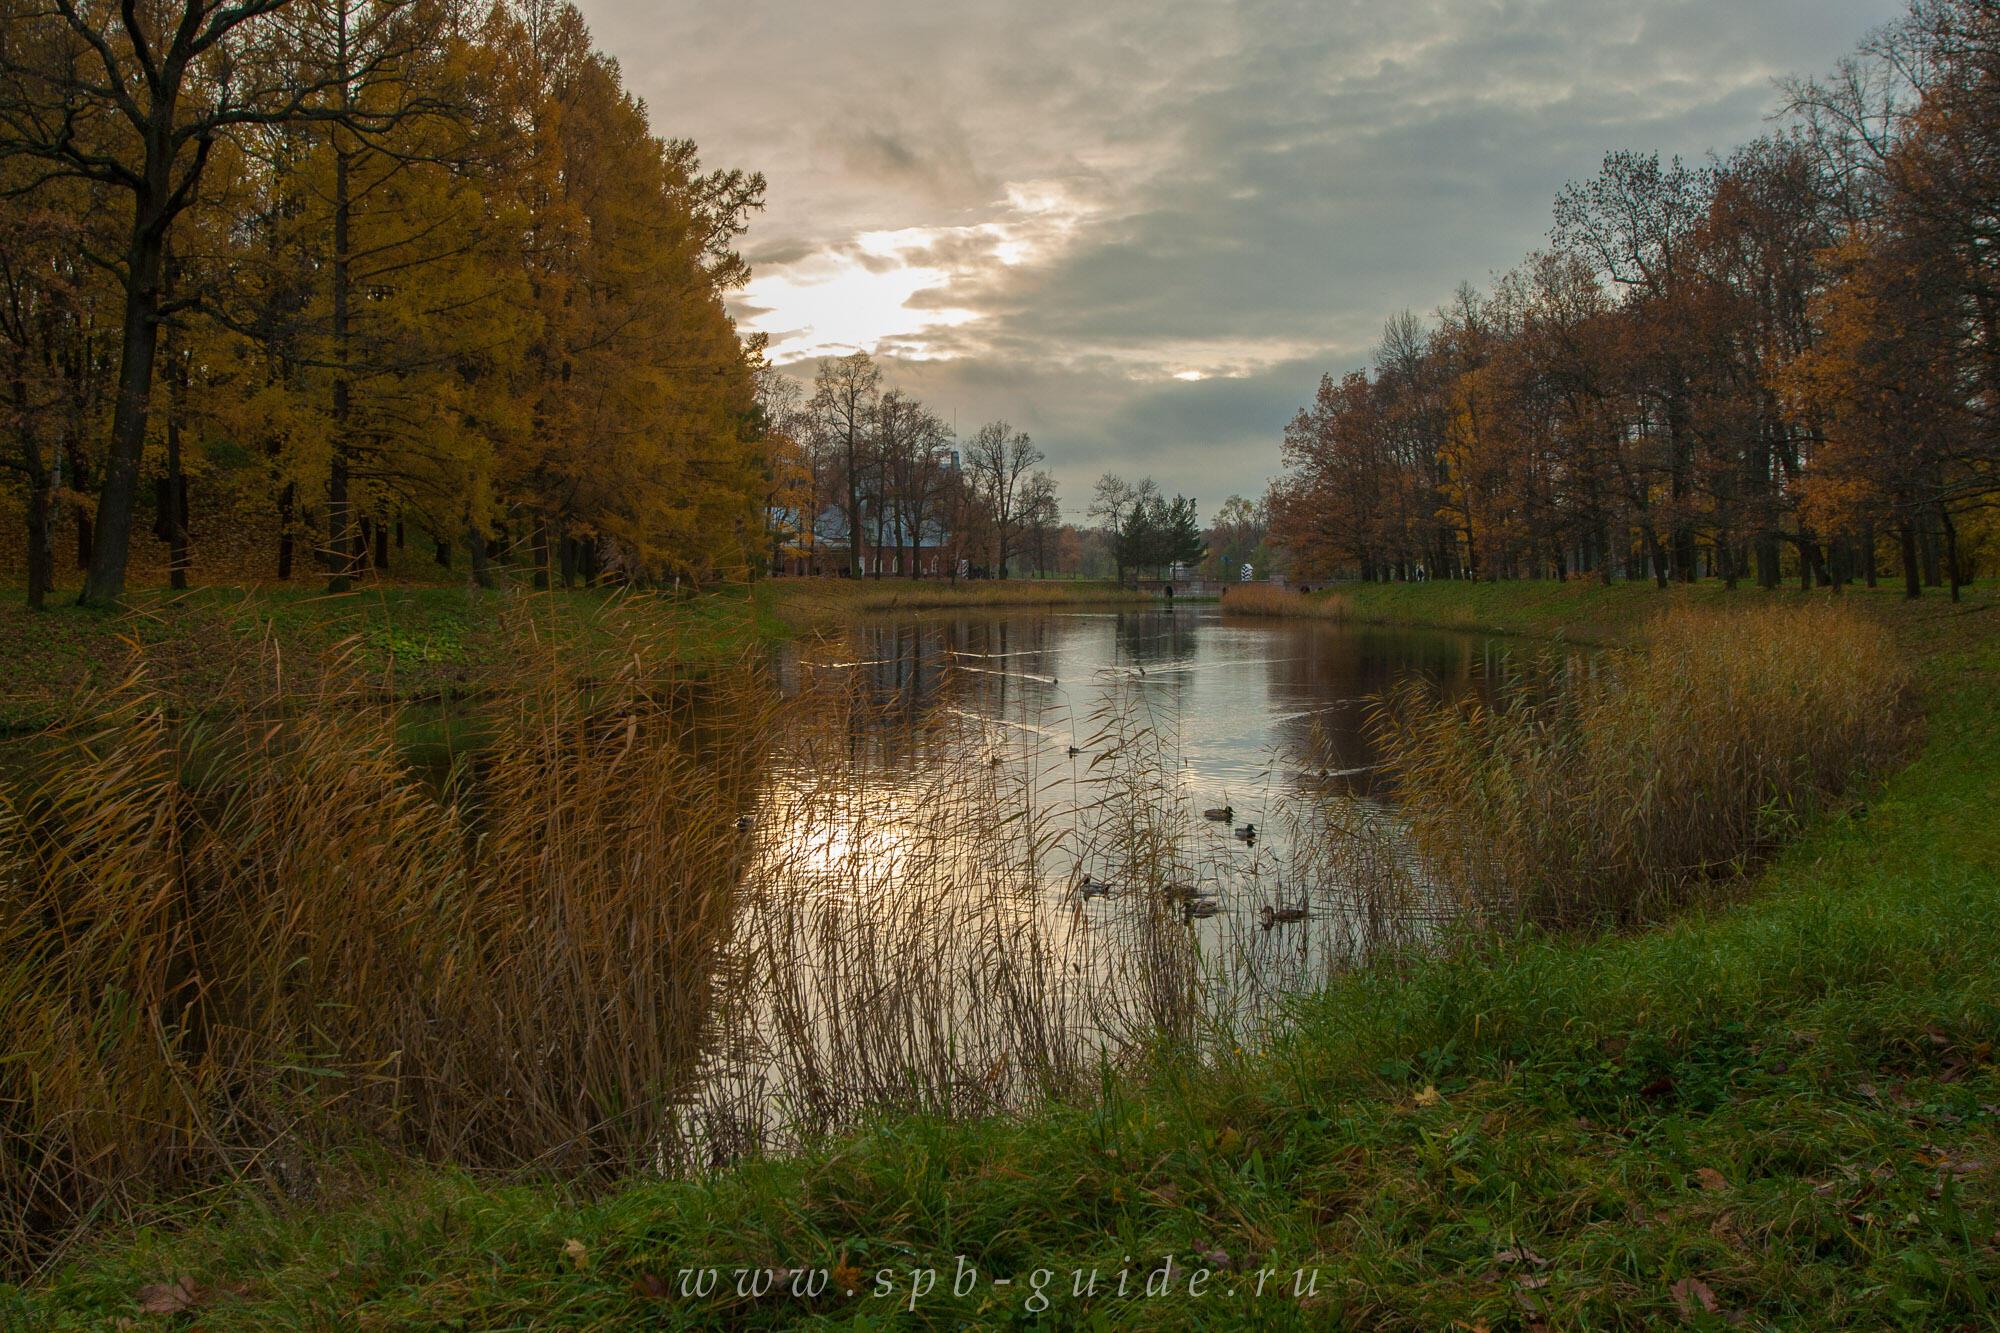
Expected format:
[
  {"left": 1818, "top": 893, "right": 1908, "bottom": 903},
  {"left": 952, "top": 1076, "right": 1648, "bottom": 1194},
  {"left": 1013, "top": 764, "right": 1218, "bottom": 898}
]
[
  {"left": 1494, "top": 1246, "right": 1550, "bottom": 1267},
  {"left": 1670, "top": 1276, "right": 1719, "bottom": 1316},
  {"left": 632, "top": 1273, "right": 671, "bottom": 1300},
  {"left": 135, "top": 1277, "right": 200, "bottom": 1315},
  {"left": 1414, "top": 1084, "right": 1443, "bottom": 1109},
  {"left": 1197, "top": 1247, "right": 1231, "bottom": 1270},
  {"left": 563, "top": 1238, "right": 589, "bottom": 1271},
  {"left": 1639, "top": 1075, "right": 1676, "bottom": 1100},
  {"left": 1693, "top": 1167, "right": 1729, "bottom": 1192},
  {"left": 831, "top": 1255, "right": 864, "bottom": 1296}
]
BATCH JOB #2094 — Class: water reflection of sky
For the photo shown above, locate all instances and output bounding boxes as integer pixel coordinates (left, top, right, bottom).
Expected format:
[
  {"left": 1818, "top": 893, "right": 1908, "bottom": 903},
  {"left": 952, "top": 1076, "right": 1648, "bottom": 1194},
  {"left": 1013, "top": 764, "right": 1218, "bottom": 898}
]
[
  {"left": 692, "top": 608, "right": 1538, "bottom": 1156},
  {"left": 787, "top": 604, "right": 1514, "bottom": 807}
]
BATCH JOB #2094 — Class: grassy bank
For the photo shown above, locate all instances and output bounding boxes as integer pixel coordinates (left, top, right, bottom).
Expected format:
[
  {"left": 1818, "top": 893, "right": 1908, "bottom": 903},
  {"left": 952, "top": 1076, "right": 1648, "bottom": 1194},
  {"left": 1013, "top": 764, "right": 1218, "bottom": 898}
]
[
  {"left": 1251, "top": 576, "right": 2000, "bottom": 648},
  {"left": 0, "top": 577, "right": 1148, "bottom": 729},
  {"left": 754, "top": 575, "right": 1149, "bottom": 628},
  {"left": 9, "top": 583, "right": 2000, "bottom": 1329},
  {"left": 0, "top": 585, "right": 773, "bottom": 730}
]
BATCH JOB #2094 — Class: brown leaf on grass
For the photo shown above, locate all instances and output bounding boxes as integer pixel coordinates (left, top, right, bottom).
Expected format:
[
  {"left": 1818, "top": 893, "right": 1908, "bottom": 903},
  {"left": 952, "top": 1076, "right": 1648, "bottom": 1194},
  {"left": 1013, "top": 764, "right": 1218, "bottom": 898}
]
[
  {"left": 1494, "top": 1246, "right": 1550, "bottom": 1267},
  {"left": 1693, "top": 1167, "right": 1729, "bottom": 1192},
  {"left": 1413, "top": 1084, "right": 1443, "bottom": 1109},
  {"left": 1670, "top": 1276, "right": 1719, "bottom": 1316},
  {"left": 562, "top": 1237, "right": 589, "bottom": 1271},
  {"left": 1639, "top": 1076, "right": 1676, "bottom": 1100},
  {"left": 632, "top": 1273, "right": 671, "bottom": 1300},
  {"left": 134, "top": 1277, "right": 200, "bottom": 1315},
  {"left": 830, "top": 1256, "right": 865, "bottom": 1296}
]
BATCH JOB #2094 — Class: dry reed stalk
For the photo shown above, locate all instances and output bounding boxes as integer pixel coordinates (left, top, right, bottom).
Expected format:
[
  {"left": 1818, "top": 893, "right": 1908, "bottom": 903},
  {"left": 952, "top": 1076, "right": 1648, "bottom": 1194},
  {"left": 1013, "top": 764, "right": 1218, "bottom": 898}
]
[
  {"left": 1370, "top": 602, "right": 1916, "bottom": 929},
  {"left": 1220, "top": 584, "right": 1352, "bottom": 619}
]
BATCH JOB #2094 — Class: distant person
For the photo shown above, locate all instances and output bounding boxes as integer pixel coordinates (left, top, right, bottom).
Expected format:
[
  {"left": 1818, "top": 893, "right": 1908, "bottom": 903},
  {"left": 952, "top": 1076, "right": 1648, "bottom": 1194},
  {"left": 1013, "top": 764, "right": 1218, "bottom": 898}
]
[{"left": 1164, "top": 584, "right": 1175, "bottom": 607}]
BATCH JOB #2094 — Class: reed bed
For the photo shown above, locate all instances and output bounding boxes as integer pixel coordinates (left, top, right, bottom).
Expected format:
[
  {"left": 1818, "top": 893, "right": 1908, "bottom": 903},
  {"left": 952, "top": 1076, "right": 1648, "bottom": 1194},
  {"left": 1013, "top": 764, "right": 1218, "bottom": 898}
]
[
  {"left": 1219, "top": 583, "right": 1352, "bottom": 619},
  {"left": 9, "top": 596, "right": 1896, "bottom": 1278},
  {"left": 0, "top": 609, "right": 1415, "bottom": 1275},
  {"left": 1372, "top": 602, "right": 1916, "bottom": 928},
  {"left": 763, "top": 577, "right": 1149, "bottom": 623},
  {"left": 0, "top": 610, "right": 776, "bottom": 1274}
]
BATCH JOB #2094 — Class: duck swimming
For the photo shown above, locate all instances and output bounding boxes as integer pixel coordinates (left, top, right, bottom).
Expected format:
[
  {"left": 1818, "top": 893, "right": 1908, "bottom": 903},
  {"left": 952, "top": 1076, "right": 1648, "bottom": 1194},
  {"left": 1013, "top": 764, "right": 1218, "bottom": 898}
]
[
  {"left": 1182, "top": 898, "right": 1222, "bottom": 921},
  {"left": 1234, "top": 823, "right": 1257, "bottom": 842},
  {"left": 1260, "top": 901, "right": 1307, "bottom": 929},
  {"left": 1077, "top": 874, "right": 1112, "bottom": 899},
  {"left": 1203, "top": 805, "right": 1234, "bottom": 823}
]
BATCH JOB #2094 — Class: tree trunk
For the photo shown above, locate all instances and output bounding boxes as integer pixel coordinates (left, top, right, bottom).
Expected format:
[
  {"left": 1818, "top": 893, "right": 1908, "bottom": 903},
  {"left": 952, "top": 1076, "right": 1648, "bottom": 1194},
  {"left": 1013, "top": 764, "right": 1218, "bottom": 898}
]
[
  {"left": 15, "top": 376, "right": 51, "bottom": 610},
  {"left": 276, "top": 482, "right": 296, "bottom": 580},
  {"left": 161, "top": 343, "right": 190, "bottom": 590},
  {"left": 80, "top": 218, "right": 167, "bottom": 606},
  {"left": 25, "top": 468, "right": 52, "bottom": 610},
  {"left": 325, "top": 141, "right": 357, "bottom": 593},
  {"left": 1939, "top": 502, "right": 1963, "bottom": 605},
  {"left": 1898, "top": 520, "right": 1921, "bottom": 599},
  {"left": 1644, "top": 525, "right": 1668, "bottom": 589},
  {"left": 468, "top": 525, "right": 494, "bottom": 589}
]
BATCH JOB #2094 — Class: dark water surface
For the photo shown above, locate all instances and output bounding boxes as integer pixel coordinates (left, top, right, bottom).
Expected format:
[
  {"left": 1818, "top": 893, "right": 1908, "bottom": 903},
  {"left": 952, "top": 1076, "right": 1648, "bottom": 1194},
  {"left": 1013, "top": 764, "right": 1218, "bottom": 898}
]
[{"left": 779, "top": 602, "right": 1517, "bottom": 810}]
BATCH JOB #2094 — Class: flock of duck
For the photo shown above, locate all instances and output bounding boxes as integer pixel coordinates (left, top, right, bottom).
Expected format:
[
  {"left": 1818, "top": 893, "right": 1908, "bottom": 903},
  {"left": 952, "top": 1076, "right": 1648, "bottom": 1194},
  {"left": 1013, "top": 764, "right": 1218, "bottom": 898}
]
[{"left": 1073, "top": 802, "right": 1307, "bottom": 928}]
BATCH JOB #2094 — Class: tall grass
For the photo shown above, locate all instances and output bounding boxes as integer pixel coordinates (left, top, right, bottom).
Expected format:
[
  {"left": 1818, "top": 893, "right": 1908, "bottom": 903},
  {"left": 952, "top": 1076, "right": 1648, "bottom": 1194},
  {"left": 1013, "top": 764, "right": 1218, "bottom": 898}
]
[
  {"left": 1372, "top": 603, "right": 1917, "bottom": 928},
  {"left": 1219, "top": 583, "right": 1352, "bottom": 619},
  {"left": 0, "top": 613, "right": 775, "bottom": 1273},
  {"left": 1, "top": 606, "right": 1407, "bottom": 1274},
  {"left": 763, "top": 577, "right": 1150, "bottom": 623}
]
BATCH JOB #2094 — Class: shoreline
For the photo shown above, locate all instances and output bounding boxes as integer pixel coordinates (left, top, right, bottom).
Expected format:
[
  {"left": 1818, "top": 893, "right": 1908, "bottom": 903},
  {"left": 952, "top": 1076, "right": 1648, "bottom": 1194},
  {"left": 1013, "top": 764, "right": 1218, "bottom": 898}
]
[{"left": 11, "top": 580, "right": 2000, "bottom": 1328}]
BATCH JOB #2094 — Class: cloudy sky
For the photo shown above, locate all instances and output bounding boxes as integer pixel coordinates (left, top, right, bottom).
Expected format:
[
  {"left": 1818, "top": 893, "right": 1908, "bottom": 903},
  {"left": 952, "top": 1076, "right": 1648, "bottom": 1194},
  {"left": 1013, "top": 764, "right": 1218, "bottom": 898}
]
[{"left": 579, "top": 0, "right": 1903, "bottom": 520}]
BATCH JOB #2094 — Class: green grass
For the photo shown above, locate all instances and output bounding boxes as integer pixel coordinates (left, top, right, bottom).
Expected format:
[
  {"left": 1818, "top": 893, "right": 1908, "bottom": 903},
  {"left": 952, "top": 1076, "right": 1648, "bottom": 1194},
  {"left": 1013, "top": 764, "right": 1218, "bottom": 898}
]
[
  {"left": 8, "top": 582, "right": 1999, "bottom": 1329},
  {"left": 0, "top": 578, "right": 1152, "bottom": 729},
  {"left": 0, "top": 585, "right": 779, "bottom": 729}
]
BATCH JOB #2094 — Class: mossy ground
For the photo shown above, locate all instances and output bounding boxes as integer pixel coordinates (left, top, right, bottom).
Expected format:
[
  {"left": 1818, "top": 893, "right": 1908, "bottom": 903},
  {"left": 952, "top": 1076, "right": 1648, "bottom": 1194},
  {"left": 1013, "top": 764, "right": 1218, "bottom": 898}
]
[{"left": 6, "top": 579, "right": 1998, "bottom": 1329}]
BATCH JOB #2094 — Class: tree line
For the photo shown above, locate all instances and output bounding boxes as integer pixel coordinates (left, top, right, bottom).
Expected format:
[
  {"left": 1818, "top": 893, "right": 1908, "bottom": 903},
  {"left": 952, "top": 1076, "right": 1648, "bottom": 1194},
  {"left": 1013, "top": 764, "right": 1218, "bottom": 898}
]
[
  {"left": 1086, "top": 472, "right": 1204, "bottom": 583},
  {"left": 760, "top": 349, "right": 1069, "bottom": 579},
  {"left": 1271, "top": 0, "right": 2000, "bottom": 600},
  {"left": 0, "top": 0, "right": 770, "bottom": 608}
]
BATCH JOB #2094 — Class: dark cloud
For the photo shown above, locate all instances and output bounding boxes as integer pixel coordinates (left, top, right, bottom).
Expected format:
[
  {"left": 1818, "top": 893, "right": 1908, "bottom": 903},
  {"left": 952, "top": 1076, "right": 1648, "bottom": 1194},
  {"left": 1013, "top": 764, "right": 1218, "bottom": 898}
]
[{"left": 579, "top": 0, "right": 1906, "bottom": 513}]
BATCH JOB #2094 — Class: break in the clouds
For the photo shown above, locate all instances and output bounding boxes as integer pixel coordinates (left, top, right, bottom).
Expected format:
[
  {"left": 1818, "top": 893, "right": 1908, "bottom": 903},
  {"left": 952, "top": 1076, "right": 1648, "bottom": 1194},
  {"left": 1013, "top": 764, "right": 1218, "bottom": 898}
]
[{"left": 579, "top": 0, "right": 1904, "bottom": 516}]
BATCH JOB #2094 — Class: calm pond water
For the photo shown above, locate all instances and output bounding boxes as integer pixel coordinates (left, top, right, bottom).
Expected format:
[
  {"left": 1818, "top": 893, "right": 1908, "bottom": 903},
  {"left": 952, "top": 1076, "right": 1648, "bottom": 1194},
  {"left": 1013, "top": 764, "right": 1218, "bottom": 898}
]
[
  {"left": 676, "top": 605, "right": 1529, "bottom": 1156},
  {"left": 780, "top": 603, "right": 1516, "bottom": 804}
]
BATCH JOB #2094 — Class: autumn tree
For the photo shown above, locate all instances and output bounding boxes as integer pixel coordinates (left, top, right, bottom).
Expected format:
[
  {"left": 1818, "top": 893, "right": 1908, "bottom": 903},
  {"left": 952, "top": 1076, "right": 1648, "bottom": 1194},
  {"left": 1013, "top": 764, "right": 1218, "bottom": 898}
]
[
  {"left": 810, "top": 350, "right": 880, "bottom": 577},
  {"left": 965, "top": 418, "right": 1040, "bottom": 578},
  {"left": 0, "top": 0, "right": 432, "bottom": 604}
]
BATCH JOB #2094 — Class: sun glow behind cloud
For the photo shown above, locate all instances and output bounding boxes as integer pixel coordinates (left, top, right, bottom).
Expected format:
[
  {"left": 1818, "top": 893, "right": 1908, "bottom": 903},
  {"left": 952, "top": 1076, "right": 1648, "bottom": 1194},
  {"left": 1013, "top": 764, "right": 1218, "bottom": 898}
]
[{"left": 737, "top": 181, "right": 1092, "bottom": 363}]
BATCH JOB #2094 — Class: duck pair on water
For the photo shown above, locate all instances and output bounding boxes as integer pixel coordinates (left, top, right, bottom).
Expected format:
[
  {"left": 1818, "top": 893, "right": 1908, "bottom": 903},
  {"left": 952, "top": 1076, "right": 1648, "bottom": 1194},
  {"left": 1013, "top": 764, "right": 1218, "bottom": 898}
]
[
  {"left": 1258, "top": 901, "right": 1307, "bottom": 928},
  {"left": 1202, "top": 807, "right": 1257, "bottom": 841}
]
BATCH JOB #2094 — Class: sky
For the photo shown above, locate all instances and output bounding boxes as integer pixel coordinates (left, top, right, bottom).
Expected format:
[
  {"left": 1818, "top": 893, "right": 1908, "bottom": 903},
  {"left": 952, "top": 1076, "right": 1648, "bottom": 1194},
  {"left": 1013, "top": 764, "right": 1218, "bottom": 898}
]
[{"left": 578, "top": 0, "right": 1906, "bottom": 521}]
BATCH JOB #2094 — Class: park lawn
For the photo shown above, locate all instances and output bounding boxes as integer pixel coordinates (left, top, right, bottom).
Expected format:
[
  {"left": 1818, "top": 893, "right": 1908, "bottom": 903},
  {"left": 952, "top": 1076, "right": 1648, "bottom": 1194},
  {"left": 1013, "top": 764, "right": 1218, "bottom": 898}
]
[
  {"left": 0, "top": 577, "right": 1149, "bottom": 729},
  {"left": 0, "top": 584, "right": 781, "bottom": 730},
  {"left": 7, "top": 582, "right": 2000, "bottom": 1329}
]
